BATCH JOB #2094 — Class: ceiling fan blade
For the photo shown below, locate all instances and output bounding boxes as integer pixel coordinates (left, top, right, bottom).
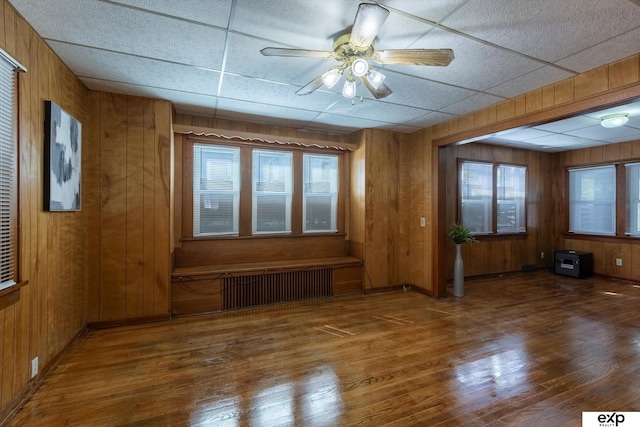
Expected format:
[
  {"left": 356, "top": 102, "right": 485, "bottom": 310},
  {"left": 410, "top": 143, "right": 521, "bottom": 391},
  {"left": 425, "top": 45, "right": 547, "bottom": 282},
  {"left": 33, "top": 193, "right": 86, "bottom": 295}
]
[
  {"left": 359, "top": 76, "right": 392, "bottom": 99},
  {"left": 349, "top": 3, "right": 390, "bottom": 49},
  {"left": 296, "top": 74, "right": 325, "bottom": 96},
  {"left": 260, "top": 47, "right": 333, "bottom": 59},
  {"left": 373, "top": 49, "right": 455, "bottom": 66}
]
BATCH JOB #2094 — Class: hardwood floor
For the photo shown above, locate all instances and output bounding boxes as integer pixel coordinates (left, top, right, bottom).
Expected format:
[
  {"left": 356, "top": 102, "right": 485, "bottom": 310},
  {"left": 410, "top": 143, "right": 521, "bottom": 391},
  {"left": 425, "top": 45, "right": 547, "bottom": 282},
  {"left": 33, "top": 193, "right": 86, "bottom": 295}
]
[{"left": 5, "top": 272, "right": 640, "bottom": 426}]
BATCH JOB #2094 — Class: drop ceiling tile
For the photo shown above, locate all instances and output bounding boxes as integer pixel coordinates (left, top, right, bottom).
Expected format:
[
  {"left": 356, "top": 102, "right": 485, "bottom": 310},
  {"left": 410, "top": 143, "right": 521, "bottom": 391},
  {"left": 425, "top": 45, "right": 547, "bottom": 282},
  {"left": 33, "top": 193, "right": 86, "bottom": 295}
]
[
  {"left": 405, "top": 111, "right": 458, "bottom": 128},
  {"left": 391, "top": 28, "right": 549, "bottom": 93},
  {"left": 494, "top": 128, "right": 553, "bottom": 142},
  {"left": 378, "top": 1, "right": 472, "bottom": 24},
  {"left": 378, "top": 71, "right": 477, "bottom": 111},
  {"left": 52, "top": 42, "right": 220, "bottom": 95},
  {"left": 439, "top": 92, "right": 504, "bottom": 116},
  {"left": 486, "top": 65, "right": 572, "bottom": 99},
  {"left": 109, "top": 0, "right": 233, "bottom": 27},
  {"left": 218, "top": 73, "right": 337, "bottom": 112},
  {"left": 14, "top": 0, "right": 227, "bottom": 69},
  {"left": 442, "top": 0, "right": 640, "bottom": 63},
  {"left": 566, "top": 124, "right": 640, "bottom": 142},
  {"left": 324, "top": 98, "right": 429, "bottom": 124},
  {"left": 216, "top": 98, "right": 321, "bottom": 127},
  {"left": 534, "top": 116, "right": 600, "bottom": 133},
  {"left": 526, "top": 134, "right": 597, "bottom": 148},
  {"left": 231, "top": 0, "right": 358, "bottom": 49},
  {"left": 311, "top": 112, "right": 396, "bottom": 132}
]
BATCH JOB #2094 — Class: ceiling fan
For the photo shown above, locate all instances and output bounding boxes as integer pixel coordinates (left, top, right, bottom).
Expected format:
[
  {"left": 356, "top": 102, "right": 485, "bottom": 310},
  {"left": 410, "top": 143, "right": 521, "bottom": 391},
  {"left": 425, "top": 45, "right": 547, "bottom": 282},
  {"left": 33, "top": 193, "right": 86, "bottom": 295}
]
[{"left": 260, "top": 2, "right": 455, "bottom": 100}]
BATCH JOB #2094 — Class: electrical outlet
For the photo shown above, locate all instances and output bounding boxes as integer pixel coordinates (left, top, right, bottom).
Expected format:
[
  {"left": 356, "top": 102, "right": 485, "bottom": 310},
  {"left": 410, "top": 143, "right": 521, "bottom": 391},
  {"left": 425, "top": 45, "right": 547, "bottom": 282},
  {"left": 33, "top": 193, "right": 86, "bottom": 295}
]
[
  {"left": 616, "top": 258, "right": 622, "bottom": 267},
  {"left": 540, "top": 252, "right": 545, "bottom": 259},
  {"left": 420, "top": 217, "right": 426, "bottom": 227},
  {"left": 31, "top": 357, "right": 38, "bottom": 378}
]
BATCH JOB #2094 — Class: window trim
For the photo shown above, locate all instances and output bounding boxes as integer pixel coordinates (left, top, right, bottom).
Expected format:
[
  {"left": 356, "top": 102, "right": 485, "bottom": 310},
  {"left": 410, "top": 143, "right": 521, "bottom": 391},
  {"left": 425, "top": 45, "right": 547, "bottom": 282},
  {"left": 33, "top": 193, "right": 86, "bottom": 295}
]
[
  {"left": 182, "top": 136, "right": 345, "bottom": 240},
  {"left": 457, "top": 158, "right": 528, "bottom": 236},
  {"left": 0, "top": 49, "right": 26, "bottom": 292}
]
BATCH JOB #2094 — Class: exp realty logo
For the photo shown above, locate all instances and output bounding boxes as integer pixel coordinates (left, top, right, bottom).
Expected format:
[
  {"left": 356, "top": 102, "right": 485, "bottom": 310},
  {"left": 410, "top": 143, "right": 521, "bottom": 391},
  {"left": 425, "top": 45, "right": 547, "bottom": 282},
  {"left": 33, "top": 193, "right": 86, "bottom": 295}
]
[{"left": 583, "top": 412, "right": 638, "bottom": 427}]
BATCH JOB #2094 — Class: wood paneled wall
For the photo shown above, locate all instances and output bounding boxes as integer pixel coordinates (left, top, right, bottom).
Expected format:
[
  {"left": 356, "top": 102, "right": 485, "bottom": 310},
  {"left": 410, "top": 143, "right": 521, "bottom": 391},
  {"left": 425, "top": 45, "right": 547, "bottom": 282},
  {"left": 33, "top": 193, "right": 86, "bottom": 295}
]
[
  {"left": 350, "top": 129, "right": 412, "bottom": 290},
  {"left": 554, "top": 140, "right": 640, "bottom": 281},
  {"left": 86, "top": 92, "right": 172, "bottom": 325},
  {"left": 0, "top": 1, "right": 88, "bottom": 420}
]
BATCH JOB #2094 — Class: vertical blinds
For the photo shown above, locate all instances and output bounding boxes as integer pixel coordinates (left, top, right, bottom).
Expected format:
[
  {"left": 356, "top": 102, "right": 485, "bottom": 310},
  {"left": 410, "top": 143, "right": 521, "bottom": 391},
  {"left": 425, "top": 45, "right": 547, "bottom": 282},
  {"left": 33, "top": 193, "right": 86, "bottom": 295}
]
[{"left": 0, "top": 53, "right": 17, "bottom": 290}]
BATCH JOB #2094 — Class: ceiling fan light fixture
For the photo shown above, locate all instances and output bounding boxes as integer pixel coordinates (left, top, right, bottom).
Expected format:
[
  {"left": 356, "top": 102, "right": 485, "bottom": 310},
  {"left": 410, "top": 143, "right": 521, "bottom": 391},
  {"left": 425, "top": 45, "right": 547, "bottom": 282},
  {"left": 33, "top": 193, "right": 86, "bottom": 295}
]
[
  {"left": 342, "top": 76, "right": 357, "bottom": 98},
  {"left": 366, "top": 69, "right": 385, "bottom": 89},
  {"left": 322, "top": 68, "right": 342, "bottom": 89},
  {"left": 351, "top": 58, "right": 369, "bottom": 77},
  {"left": 600, "top": 113, "right": 629, "bottom": 128}
]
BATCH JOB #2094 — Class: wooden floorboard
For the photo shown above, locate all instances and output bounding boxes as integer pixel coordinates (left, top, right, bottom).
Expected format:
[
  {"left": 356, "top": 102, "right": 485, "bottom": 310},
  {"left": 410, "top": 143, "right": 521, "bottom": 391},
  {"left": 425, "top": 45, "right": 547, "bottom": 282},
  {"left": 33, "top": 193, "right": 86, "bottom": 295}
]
[{"left": 5, "top": 271, "right": 640, "bottom": 426}]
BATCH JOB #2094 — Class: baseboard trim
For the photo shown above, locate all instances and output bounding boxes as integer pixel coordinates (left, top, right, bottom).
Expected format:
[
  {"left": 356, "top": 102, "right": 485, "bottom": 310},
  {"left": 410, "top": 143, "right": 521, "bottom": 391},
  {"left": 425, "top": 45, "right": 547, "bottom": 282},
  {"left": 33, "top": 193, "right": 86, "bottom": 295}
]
[
  {"left": 88, "top": 314, "right": 171, "bottom": 330},
  {"left": 0, "top": 326, "right": 88, "bottom": 426}
]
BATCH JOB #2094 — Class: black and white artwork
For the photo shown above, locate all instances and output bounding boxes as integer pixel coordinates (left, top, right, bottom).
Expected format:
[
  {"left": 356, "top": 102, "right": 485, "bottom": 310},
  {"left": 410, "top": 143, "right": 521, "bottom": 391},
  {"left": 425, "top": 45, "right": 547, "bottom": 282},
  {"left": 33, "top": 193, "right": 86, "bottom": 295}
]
[{"left": 44, "top": 101, "right": 81, "bottom": 211}]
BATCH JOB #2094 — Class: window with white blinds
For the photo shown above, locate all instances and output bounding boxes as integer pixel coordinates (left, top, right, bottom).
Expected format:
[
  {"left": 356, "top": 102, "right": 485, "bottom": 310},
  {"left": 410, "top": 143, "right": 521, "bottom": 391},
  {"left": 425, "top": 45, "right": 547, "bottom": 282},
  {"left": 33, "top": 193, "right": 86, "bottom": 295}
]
[
  {"left": 461, "top": 161, "right": 493, "bottom": 234},
  {"left": 497, "top": 164, "right": 526, "bottom": 233},
  {"left": 569, "top": 165, "right": 616, "bottom": 235},
  {"left": 0, "top": 52, "right": 19, "bottom": 291},
  {"left": 193, "top": 144, "right": 240, "bottom": 236},
  {"left": 626, "top": 163, "right": 640, "bottom": 236},
  {"left": 303, "top": 154, "right": 338, "bottom": 233},
  {"left": 252, "top": 150, "right": 292, "bottom": 234}
]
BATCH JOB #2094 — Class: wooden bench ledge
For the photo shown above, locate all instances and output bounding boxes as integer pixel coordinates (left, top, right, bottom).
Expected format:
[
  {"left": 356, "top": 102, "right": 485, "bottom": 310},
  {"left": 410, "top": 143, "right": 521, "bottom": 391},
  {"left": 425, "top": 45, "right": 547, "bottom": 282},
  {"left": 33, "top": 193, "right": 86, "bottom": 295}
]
[{"left": 172, "top": 256, "right": 362, "bottom": 279}]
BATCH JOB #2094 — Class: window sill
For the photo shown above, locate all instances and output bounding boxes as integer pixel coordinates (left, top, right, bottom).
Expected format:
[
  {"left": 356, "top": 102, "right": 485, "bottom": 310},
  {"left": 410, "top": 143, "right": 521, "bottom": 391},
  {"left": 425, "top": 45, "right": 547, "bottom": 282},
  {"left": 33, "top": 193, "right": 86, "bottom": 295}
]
[
  {"left": 0, "top": 280, "right": 28, "bottom": 311},
  {"left": 472, "top": 233, "right": 528, "bottom": 242},
  {"left": 562, "top": 232, "right": 640, "bottom": 242},
  {"left": 182, "top": 232, "right": 346, "bottom": 242}
]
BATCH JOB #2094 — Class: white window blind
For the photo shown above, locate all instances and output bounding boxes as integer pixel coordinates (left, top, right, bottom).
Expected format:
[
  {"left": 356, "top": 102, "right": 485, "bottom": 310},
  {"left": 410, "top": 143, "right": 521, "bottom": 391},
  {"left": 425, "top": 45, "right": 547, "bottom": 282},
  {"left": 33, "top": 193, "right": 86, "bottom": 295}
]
[
  {"left": 569, "top": 165, "right": 616, "bottom": 235},
  {"left": 252, "top": 150, "right": 292, "bottom": 234},
  {"left": 0, "top": 51, "right": 20, "bottom": 291},
  {"left": 497, "top": 164, "right": 526, "bottom": 233},
  {"left": 626, "top": 163, "right": 640, "bottom": 236},
  {"left": 193, "top": 144, "right": 240, "bottom": 236},
  {"left": 461, "top": 161, "right": 493, "bottom": 234},
  {"left": 303, "top": 154, "right": 338, "bottom": 233}
]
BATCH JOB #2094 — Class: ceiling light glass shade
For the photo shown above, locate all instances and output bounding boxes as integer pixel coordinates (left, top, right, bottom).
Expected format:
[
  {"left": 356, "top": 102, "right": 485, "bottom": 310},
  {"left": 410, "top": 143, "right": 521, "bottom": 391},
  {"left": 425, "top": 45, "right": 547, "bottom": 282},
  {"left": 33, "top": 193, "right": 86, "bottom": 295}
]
[
  {"left": 366, "top": 69, "right": 385, "bottom": 89},
  {"left": 321, "top": 68, "right": 342, "bottom": 89},
  {"left": 351, "top": 58, "right": 369, "bottom": 77},
  {"left": 342, "top": 76, "right": 356, "bottom": 98},
  {"left": 600, "top": 113, "right": 629, "bottom": 128}
]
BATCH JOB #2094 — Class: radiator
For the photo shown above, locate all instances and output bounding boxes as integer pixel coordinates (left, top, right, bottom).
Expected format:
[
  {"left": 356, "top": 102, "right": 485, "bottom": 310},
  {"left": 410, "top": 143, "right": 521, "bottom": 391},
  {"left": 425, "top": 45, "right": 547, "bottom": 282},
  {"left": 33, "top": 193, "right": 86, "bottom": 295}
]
[{"left": 223, "top": 269, "right": 332, "bottom": 310}]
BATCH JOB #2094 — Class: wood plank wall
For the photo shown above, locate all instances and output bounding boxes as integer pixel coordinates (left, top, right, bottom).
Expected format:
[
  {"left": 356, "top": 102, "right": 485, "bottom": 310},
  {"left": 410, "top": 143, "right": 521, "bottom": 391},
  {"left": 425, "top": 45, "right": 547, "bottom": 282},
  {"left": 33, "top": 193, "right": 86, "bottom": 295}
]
[
  {"left": 351, "top": 129, "right": 412, "bottom": 291},
  {"left": 86, "top": 92, "right": 172, "bottom": 325},
  {"left": 554, "top": 139, "right": 640, "bottom": 280},
  {"left": 0, "top": 1, "right": 88, "bottom": 419},
  {"left": 411, "top": 53, "right": 640, "bottom": 295}
]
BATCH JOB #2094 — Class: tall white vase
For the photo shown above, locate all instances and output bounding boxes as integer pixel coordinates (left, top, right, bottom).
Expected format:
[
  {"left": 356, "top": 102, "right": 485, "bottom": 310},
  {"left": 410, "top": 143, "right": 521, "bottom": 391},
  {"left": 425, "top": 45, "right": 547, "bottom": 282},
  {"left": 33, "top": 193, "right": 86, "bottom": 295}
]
[{"left": 453, "top": 243, "right": 464, "bottom": 297}]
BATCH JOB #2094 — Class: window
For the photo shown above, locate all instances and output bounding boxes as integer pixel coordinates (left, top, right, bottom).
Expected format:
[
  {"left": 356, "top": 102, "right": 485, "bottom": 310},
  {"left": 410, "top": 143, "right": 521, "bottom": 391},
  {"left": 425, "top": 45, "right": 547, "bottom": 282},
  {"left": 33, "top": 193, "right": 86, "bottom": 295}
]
[
  {"left": 461, "top": 162, "right": 493, "bottom": 233},
  {"left": 188, "top": 141, "right": 342, "bottom": 238},
  {"left": 252, "top": 150, "right": 292, "bottom": 234},
  {"left": 569, "top": 165, "right": 616, "bottom": 235},
  {"left": 193, "top": 144, "right": 240, "bottom": 236},
  {"left": 497, "top": 165, "right": 526, "bottom": 233},
  {"left": 626, "top": 163, "right": 640, "bottom": 236},
  {"left": 303, "top": 154, "right": 338, "bottom": 233},
  {"left": 0, "top": 51, "right": 22, "bottom": 291},
  {"left": 460, "top": 161, "right": 526, "bottom": 234}
]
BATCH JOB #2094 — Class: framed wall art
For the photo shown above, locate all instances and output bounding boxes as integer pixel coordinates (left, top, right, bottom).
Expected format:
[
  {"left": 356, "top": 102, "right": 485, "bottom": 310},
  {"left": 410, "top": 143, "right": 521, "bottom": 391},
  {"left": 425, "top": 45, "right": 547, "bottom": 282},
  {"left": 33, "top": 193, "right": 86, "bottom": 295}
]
[{"left": 44, "top": 100, "right": 82, "bottom": 211}]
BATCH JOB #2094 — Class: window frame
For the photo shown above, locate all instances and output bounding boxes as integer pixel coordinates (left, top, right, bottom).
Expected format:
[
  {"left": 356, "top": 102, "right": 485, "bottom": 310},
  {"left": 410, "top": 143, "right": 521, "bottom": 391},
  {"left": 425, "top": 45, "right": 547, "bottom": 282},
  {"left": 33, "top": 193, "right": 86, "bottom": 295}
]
[
  {"left": 457, "top": 159, "right": 528, "bottom": 236},
  {"left": 182, "top": 136, "right": 345, "bottom": 240},
  {"left": 0, "top": 49, "right": 25, "bottom": 292}
]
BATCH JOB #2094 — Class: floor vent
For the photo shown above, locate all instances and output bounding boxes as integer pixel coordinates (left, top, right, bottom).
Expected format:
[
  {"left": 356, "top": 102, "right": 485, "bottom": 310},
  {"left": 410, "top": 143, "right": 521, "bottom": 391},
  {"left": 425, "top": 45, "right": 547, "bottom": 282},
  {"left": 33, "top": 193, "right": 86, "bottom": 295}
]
[{"left": 223, "top": 269, "right": 333, "bottom": 310}]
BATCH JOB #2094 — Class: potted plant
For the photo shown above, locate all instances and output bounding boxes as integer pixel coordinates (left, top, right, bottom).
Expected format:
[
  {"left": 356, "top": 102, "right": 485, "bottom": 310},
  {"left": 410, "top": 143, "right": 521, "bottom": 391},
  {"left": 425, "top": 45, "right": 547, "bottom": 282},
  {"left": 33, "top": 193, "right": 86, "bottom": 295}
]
[{"left": 447, "top": 223, "right": 477, "bottom": 297}]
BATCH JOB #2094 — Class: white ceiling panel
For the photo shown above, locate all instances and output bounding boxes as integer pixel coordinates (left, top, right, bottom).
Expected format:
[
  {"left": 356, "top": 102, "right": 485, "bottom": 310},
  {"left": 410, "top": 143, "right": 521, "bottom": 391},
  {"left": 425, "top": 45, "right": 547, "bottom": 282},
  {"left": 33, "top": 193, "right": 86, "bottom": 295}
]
[
  {"left": 443, "top": 0, "right": 640, "bottom": 63},
  {"left": 109, "top": 0, "right": 234, "bottom": 27},
  {"left": 8, "top": 0, "right": 640, "bottom": 144}
]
